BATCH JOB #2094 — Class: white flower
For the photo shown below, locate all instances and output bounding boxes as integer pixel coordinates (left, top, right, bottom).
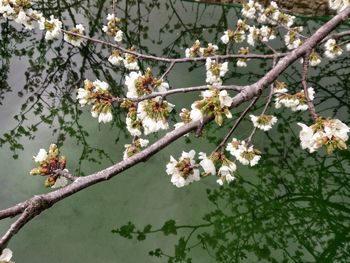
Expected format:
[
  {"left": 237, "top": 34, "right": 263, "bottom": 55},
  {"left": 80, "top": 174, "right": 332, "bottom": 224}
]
[
  {"left": 114, "top": 30, "right": 123, "bottom": 42},
  {"left": 126, "top": 117, "right": 142, "bottom": 136},
  {"left": 108, "top": 52, "right": 124, "bottom": 66},
  {"left": 14, "top": 10, "right": 30, "bottom": 27},
  {"left": 138, "top": 138, "right": 149, "bottom": 147},
  {"left": 220, "top": 31, "right": 230, "bottom": 44},
  {"left": 93, "top": 80, "right": 109, "bottom": 91},
  {"left": 237, "top": 60, "right": 247, "bottom": 67},
  {"left": 309, "top": 52, "right": 322, "bottom": 66},
  {"left": 200, "top": 43, "right": 219, "bottom": 57},
  {"left": 242, "top": 0, "right": 256, "bottom": 19},
  {"left": 76, "top": 88, "right": 90, "bottom": 106},
  {"left": 298, "top": 123, "right": 318, "bottom": 153},
  {"left": 298, "top": 118, "right": 350, "bottom": 153},
  {"left": 217, "top": 161, "right": 236, "bottom": 185},
  {"left": 0, "top": 1, "right": 14, "bottom": 17},
  {"left": 250, "top": 115, "right": 278, "bottom": 131},
  {"left": 205, "top": 58, "right": 228, "bottom": 85},
  {"left": 123, "top": 55, "right": 139, "bottom": 70},
  {"left": 125, "top": 71, "right": 142, "bottom": 98},
  {"left": 247, "top": 26, "right": 260, "bottom": 46},
  {"left": 190, "top": 103, "right": 203, "bottom": 122},
  {"left": 137, "top": 97, "right": 174, "bottom": 135},
  {"left": 219, "top": 90, "right": 233, "bottom": 108},
  {"left": 33, "top": 149, "right": 48, "bottom": 163},
  {"left": 226, "top": 139, "right": 261, "bottom": 166},
  {"left": 260, "top": 26, "right": 276, "bottom": 42},
  {"left": 38, "top": 15, "right": 62, "bottom": 40},
  {"left": 51, "top": 176, "right": 68, "bottom": 189},
  {"left": 324, "top": 39, "right": 343, "bottom": 59},
  {"left": 198, "top": 152, "right": 216, "bottom": 175},
  {"left": 185, "top": 40, "right": 202, "bottom": 57},
  {"left": 275, "top": 87, "right": 315, "bottom": 112},
  {"left": 0, "top": 248, "right": 13, "bottom": 262},
  {"left": 64, "top": 24, "right": 85, "bottom": 47},
  {"left": 98, "top": 111, "right": 113, "bottom": 123},
  {"left": 123, "top": 138, "right": 149, "bottom": 160},
  {"left": 166, "top": 150, "right": 200, "bottom": 188}
]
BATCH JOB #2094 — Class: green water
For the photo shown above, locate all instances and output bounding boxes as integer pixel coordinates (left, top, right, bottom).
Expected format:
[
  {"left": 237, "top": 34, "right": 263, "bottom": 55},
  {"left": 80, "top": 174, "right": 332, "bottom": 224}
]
[{"left": 0, "top": 1, "right": 349, "bottom": 262}]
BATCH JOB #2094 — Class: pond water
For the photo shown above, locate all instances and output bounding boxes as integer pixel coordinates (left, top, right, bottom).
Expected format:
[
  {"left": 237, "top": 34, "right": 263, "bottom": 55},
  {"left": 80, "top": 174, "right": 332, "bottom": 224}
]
[{"left": 0, "top": 1, "right": 349, "bottom": 262}]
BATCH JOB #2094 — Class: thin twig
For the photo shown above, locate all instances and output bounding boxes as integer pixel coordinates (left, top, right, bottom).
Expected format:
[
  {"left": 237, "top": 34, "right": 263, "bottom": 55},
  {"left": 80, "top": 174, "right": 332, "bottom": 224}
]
[
  {"left": 111, "top": 85, "right": 243, "bottom": 103},
  {"left": 247, "top": 56, "right": 278, "bottom": 143},
  {"left": 54, "top": 169, "right": 77, "bottom": 182},
  {"left": 61, "top": 29, "right": 286, "bottom": 63},
  {"left": 160, "top": 61, "right": 175, "bottom": 80},
  {"left": 302, "top": 53, "right": 318, "bottom": 121},
  {"left": 214, "top": 96, "right": 260, "bottom": 153}
]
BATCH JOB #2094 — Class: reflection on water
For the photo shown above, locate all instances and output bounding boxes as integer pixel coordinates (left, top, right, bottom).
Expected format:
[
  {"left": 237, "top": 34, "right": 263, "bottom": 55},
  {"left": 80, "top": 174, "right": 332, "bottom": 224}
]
[{"left": 0, "top": 1, "right": 349, "bottom": 262}]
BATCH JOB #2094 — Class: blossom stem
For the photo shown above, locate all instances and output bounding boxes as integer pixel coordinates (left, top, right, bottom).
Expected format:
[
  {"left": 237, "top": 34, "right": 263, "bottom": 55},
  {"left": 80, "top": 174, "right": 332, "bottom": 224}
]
[
  {"left": 214, "top": 96, "right": 260, "bottom": 153},
  {"left": 302, "top": 52, "right": 319, "bottom": 120},
  {"left": 247, "top": 57, "right": 278, "bottom": 143}
]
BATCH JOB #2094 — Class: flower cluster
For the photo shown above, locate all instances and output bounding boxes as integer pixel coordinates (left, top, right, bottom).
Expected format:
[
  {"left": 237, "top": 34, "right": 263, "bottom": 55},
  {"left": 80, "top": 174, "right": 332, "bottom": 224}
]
[
  {"left": 250, "top": 114, "right": 278, "bottom": 131},
  {"left": 185, "top": 40, "right": 219, "bottom": 58},
  {"left": 121, "top": 100, "right": 142, "bottom": 136},
  {"left": 123, "top": 138, "right": 149, "bottom": 160},
  {"left": 77, "top": 79, "right": 113, "bottom": 123},
  {"left": 108, "top": 49, "right": 140, "bottom": 70},
  {"left": 0, "top": 248, "right": 14, "bottom": 263},
  {"left": 38, "top": 15, "right": 62, "bottom": 40},
  {"left": 226, "top": 139, "right": 261, "bottom": 166},
  {"left": 167, "top": 150, "right": 237, "bottom": 187},
  {"left": 221, "top": 19, "right": 248, "bottom": 44},
  {"left": 324, "top": 39, "right": 343, "bottom": 59},
  {"left": 30, "top": 144, "right": 68, "bottom": 188},
  {"left": 125, "top": 68, "right": 169, "bottom": 98},
  {"left": 199, "top": 152, "right": 237, "bottom": 185},
  {"left": 137, "top": 96, "right": 174, "bottom": 135},
  {"left": 166, "top": 150, "right": 200, "bottom": 188},
  {"left": 190, "top": 88, "right": 233, "bottom": 125},
  {"left": 241, "top": 1, "right": 295, "bottom": 27},
  {"left": 308, "top": 50, "right": 322, "bottom": 66},
  {"left": 298, "top": 118, "right": 350, "bottom": 154},
  {"left": 174, "top": 108, "right": 192, "bottom": 130},
  {"left": 284, "top": 27, "right": 303, "bottom": 50},
  {"left": 273, "top": 80, "right": 288, "bottom": 94},
  {"left": 275, "top": 87, "right": 315, "bottom": 112},
  {"left": 205, "top": 58, "right": 228, "bottom": 86},
  {"left": 102, "top": 13, "right": 123, "bottom": 42},
  {"left": 108, "top": 50, "right": 124, "bottom": 66},
  {"left": 0, "top": 0, "right": 41, "bottom": 30},
  {"left": 124, "top": 49, "right": 140, "bottom": 70},
  {"left": 63, "top": 24, "right": 85, "bottom": 47}
]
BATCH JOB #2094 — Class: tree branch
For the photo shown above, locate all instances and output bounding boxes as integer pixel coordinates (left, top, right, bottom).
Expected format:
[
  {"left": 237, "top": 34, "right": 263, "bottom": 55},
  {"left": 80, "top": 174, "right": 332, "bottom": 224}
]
[{"left": 1, "top": 5, "right": 349, "bottom": 253}]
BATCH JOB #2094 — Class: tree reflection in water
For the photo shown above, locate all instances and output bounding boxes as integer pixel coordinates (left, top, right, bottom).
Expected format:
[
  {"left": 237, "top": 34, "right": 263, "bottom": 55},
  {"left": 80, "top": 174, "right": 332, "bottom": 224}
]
[{"left": 0, "top": 1, "right": 349, "bottom": 262}]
